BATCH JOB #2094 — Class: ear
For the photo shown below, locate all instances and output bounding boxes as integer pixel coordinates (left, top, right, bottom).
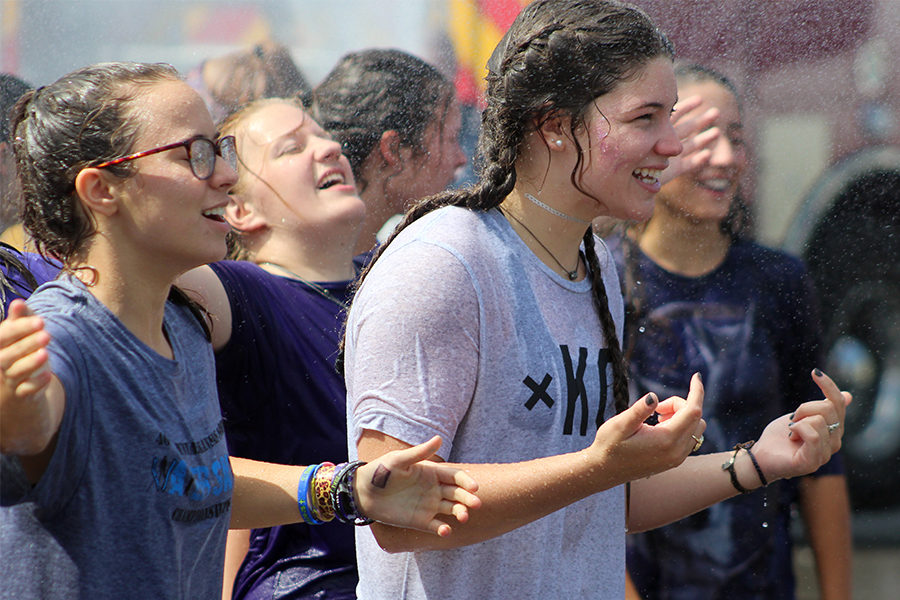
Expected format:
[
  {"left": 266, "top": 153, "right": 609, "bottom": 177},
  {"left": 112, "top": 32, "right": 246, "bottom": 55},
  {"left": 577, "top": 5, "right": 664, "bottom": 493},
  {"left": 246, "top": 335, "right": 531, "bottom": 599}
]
[
  {"left": 73, "top": 167, "right": 119, "bottom": 217},
  {"left": 224, "top": 192, "right": 267, "bottom": 233},
  {"left": 536, "top": 113, "right": 571, "bottom": 152},
  {"left": 376, "top": 130, "right": 405, "bottom": 172}
]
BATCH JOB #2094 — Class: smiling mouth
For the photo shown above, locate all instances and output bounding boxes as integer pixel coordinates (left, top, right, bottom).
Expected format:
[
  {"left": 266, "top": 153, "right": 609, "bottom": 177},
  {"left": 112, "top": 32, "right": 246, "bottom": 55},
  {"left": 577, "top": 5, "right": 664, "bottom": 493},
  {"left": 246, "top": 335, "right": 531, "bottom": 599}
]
[
  {"left": 697, "top": 178, "right": 733, "bottom": 192},
  {"left": 202, "top": 206, "right": 226, "bottom": 222},
  {"left": 633, "top": 168, "right": 662, "bottom": 186},
  {"left": 317, "top": 172, "right": 346, "bottom": 190}
]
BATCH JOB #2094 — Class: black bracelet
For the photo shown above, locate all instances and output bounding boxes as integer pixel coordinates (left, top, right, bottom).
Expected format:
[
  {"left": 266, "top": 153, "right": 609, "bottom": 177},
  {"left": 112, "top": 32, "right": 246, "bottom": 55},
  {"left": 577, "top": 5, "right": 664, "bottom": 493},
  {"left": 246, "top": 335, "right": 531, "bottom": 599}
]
[
  {"left": 721, "top": 443, "right": 752, "bottom": 494},
  {"left": 330, "top": 460, "right": 375, "bottom": 526},
  {"left": 743, "top": 441, "right": 768, "bottom": 487}
]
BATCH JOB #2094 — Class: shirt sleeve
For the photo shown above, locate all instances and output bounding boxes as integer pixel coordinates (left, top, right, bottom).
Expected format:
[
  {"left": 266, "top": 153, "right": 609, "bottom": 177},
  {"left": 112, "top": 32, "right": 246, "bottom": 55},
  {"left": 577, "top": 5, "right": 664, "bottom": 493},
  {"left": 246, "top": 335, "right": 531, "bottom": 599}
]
[
  {"left": 20, "top": 304, "right": 92, "bottom": 517},
  {"left": 345, "top": 239, "right": 481, "bottom": 461}
]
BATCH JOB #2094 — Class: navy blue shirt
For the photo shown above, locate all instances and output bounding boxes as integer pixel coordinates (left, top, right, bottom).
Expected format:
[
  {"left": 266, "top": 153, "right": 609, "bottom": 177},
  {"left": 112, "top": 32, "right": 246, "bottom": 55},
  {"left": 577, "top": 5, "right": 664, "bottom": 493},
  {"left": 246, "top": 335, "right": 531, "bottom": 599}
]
[
  {"left": 608, "top": 234, "right": 843, "bottom": 600},
  {"left": 211, "top": 261, "right": 357, "bottom": 600}
]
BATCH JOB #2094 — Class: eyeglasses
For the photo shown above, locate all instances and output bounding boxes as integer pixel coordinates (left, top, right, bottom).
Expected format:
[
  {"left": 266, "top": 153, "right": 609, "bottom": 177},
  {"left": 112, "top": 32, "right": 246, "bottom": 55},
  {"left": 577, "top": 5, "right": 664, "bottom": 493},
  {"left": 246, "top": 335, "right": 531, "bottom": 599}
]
[{"left": 93, "top": 135, "right": 237, "bottom": 180}]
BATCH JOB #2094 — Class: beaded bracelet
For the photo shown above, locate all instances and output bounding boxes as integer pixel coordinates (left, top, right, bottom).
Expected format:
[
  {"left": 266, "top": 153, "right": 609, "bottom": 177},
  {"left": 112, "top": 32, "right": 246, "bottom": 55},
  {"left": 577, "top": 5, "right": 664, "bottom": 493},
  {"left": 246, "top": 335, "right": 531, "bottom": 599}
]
[
  {"left": 297, "top": 464, "right": 325, "bottom": 524},
  {"left": 330, "top": 460, "right": 375, "bottom": 526},
  {"left": 311, "top": 463, "right": 336, "bottom": 522}
]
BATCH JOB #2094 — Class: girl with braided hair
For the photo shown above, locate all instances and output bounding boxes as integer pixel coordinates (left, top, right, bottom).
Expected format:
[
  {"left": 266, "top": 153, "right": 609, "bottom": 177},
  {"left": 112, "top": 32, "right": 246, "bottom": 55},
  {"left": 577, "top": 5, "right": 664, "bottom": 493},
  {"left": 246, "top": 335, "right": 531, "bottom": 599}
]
[{"left": 342, "top": 1, "right": 850, "bottom": 598}]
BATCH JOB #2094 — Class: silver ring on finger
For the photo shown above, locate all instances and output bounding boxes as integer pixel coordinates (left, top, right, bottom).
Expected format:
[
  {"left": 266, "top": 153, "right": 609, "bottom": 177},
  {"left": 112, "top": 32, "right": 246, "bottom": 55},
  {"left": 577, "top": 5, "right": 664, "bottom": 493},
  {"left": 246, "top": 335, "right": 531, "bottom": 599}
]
[{"left": 827, "top": 421, "right": 840, "bottom": 433}]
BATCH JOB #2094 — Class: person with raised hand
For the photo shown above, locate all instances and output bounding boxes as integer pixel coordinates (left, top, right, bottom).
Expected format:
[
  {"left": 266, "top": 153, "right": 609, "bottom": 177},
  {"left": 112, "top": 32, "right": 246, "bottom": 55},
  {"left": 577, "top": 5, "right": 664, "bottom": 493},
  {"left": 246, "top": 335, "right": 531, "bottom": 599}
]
[
  {"left": 340, "top": 2, "right": 850, "bottom": 598},
  {"left": 0, "top": 62, "right": 479, "bottom": 600},
  {"left": 610, "top": 64, "right": 851, "bottom": 600}
]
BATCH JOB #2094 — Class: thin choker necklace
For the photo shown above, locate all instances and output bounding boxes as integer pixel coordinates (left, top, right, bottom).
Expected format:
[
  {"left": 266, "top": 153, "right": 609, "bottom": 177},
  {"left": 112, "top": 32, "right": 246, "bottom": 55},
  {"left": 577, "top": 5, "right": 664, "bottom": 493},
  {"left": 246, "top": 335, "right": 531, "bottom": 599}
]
[
  {"left": 525, "top": 192, "right": 591, "bottom": 225},
  {"left": 258, "top": 262, "right": 350, "bottom": 309},
  {"left": 499, "top": 208, "right": 582, "bottom": 281}
]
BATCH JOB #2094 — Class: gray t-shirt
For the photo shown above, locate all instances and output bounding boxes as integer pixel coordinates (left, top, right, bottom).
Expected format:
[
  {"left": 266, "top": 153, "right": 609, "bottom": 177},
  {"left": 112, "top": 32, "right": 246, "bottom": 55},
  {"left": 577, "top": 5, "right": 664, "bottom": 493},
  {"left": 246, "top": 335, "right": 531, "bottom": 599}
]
[
  {"left": 0, "top": 277, "right": 231, "bottom": 599},
  {"left": 345, "top": 206, "right": 626, "bottom": 599}
]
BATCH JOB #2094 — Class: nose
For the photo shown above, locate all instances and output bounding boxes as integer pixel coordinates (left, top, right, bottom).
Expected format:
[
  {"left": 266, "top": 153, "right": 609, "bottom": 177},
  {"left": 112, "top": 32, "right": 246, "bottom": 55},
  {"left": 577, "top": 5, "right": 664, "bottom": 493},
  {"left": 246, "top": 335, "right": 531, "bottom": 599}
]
[
  {"left": 656, "top": 119, "right": 683, "bottom": 158},
  {"left": 211, "top": 153, "right": 238, "bottom": 190},
  {"left": 708, "top": 136, "right": 743, "bottom": 168},
  {"left": 315, "top": 136, "right": 343, "bottom": 162}
]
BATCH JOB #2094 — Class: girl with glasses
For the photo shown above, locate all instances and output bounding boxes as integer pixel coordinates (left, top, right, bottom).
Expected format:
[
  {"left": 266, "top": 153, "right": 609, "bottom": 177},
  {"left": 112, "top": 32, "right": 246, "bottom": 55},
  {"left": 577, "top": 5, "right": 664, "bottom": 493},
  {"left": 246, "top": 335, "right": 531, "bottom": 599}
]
[{"left": 0, "top": 62, "right": 479, "bottom": 600}]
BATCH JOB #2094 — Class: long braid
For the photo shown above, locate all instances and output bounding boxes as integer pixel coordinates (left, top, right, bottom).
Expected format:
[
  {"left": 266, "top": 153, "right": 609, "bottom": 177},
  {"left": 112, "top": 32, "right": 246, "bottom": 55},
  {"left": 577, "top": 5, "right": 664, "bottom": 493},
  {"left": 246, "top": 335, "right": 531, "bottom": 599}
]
[
  {"left": 582, "top": 231, "right": 630, "bottom": 414},
  {"left": 339, "top": 0, "right": 672, "bottom": 376}
]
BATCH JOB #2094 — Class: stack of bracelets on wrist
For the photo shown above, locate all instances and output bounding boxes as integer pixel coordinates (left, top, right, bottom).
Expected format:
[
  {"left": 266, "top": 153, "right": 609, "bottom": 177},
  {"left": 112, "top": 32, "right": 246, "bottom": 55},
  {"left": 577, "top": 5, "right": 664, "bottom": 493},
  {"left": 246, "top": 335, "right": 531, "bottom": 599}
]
[
  {"left": 721, "top": 440, "right": 769, "bottom": 494},
  {"left": 296, "top": 460, "right": 375, "bottom": 526}
]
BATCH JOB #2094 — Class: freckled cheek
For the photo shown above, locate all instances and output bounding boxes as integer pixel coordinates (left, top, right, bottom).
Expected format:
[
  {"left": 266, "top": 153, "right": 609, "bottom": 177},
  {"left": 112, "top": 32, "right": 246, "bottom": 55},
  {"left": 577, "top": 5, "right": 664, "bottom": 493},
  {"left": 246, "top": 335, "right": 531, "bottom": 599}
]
[{"left": 594, "top": 121, "right": 610, "bottom": 145}]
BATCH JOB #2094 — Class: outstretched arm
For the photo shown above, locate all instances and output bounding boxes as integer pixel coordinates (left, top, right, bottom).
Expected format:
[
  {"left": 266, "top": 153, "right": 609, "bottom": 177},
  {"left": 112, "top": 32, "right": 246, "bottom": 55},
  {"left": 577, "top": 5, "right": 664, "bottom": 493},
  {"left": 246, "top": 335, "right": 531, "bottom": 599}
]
[
  {"left": 230, "top": 436, "right": 480, "bottom": 537},
  {"left": 359, "top": 375, "right": 706, "bottom": 553},
  {"left": 0, "top": 299, "right": 66, "bottom": 482},
  {"left": 628, "top": 369, "right": 851, "bottom": 532}
]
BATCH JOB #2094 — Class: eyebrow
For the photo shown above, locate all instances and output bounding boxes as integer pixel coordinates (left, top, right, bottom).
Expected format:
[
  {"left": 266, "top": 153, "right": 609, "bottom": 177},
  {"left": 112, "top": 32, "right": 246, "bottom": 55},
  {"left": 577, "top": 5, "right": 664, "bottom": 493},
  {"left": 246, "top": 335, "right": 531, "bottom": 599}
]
[{"left": 627, "top": 97, "right": 678, "bottom": 113}]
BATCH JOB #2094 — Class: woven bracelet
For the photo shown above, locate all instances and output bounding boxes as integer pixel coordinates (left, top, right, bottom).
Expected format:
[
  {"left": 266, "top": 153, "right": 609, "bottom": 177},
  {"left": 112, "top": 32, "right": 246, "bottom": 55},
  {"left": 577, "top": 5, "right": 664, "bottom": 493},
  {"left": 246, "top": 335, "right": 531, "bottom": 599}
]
[
  {"left": 721, "top": 444, "right": 751, "bottom": 494},
  {"left": 743, "top": 441, "right": 769, "bottom": 487}
]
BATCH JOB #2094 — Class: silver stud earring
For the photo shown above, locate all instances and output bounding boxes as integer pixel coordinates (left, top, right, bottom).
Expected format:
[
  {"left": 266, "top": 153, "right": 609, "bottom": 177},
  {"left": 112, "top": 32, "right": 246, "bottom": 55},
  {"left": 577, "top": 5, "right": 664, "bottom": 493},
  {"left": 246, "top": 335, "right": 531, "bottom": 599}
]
[{"left": 554, "top": 139, "right": 563, "bottom": 147}]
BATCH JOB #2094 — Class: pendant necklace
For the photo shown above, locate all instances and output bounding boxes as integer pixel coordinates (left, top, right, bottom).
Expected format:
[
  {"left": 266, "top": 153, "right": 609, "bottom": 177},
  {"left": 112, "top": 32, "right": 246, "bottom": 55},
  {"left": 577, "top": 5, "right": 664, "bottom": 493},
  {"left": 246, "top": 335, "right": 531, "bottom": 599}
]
[
  {"left": 258, "top": 262, "right": 350, "bottom": 309},
  {"left": 499, "top": 208, "right": 582, "bottom": 281},
  {"left": 524, "top": 192, "right": 591, "bottom": 226}
]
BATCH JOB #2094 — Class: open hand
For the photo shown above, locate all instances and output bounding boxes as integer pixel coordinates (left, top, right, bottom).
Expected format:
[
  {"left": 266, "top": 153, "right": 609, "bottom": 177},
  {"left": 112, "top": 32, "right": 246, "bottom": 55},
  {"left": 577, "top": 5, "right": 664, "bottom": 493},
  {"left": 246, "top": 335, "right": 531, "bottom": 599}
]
[
  {"left": 660, "top": 95, "right": 721, "bottom": 187},
  {"left": 355, "top": 436, "right": 481, "bottom": 537}
]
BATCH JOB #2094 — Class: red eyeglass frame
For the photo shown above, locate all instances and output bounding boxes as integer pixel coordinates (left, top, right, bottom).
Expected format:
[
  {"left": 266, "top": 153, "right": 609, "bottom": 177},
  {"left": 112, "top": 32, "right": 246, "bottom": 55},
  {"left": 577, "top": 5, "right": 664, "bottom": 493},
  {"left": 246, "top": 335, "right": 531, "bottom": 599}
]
[{"left": 92, "top": 135, "right": 236, "bottom": 180}]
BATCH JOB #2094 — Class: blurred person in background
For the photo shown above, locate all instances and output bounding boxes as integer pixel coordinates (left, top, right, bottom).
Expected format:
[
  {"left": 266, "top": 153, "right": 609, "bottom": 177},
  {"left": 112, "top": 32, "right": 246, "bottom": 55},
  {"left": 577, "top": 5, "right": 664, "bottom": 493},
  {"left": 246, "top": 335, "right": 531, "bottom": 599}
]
[
  {"left": 606, "top": 63, "right": 852, "bottom": 600},
  {"left": 186, "top": 41, "right": 312, "bottom": 123},
  {"left": 311, "top": 48, "right": 466, "bottom": 257}
]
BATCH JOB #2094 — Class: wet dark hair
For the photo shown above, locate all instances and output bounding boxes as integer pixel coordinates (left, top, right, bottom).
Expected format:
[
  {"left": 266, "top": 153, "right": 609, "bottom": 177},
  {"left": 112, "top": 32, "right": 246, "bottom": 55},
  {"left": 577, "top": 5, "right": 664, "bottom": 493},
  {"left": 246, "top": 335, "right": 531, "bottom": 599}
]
[
  {"left": 1, "top": 73, "right": 31, "bottom": 144},
  {"left": 1, "top": 73, "right": 33, "bottom": 236},
  {"left": 342, "top": 0, "right": 674, "bottom": 414},
  {"left": 311, "top": 48, "right": 454, "bottom": 192},
  {"left": 674, "top": 63, "right": 739, "bottom": 104},
  {"left": 10, "top": 61, "right": 210, "bottom": 336}
]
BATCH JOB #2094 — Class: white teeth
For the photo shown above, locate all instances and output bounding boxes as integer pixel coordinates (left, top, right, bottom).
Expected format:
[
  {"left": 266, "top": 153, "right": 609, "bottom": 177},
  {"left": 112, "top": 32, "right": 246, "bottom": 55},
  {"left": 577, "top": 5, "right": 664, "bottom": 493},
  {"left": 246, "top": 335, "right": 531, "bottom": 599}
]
[
  {"left": 203, "top": 206, "right": 225, "bottom": 217},
  {"left": 318, "top": 173, "right": 345, "bottom": 189},
  {"left": 699, "top": 178, "right": 731, "bottom": 191},
  {"left": 633, "top": 168, "right": 661, "bottom": 183}
]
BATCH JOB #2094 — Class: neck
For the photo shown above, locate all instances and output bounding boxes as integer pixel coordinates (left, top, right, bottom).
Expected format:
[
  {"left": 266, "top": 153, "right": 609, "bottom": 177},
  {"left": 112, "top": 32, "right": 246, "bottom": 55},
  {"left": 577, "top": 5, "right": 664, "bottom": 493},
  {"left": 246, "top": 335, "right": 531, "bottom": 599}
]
[
  {"left": 638, "top": 209, "right": 732, "bottom": 276},
  {"left": 500, "top": 190, "right": 590, "bottom": 280},
  {"left": 355, "top": 181, "right": 400, "bottom": 256},
  {"left": 249, "top": 231, "right": 358, "bottom": 282},
  {"left": 74, "top": 244, "right": 174, "bottom": 358}
]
